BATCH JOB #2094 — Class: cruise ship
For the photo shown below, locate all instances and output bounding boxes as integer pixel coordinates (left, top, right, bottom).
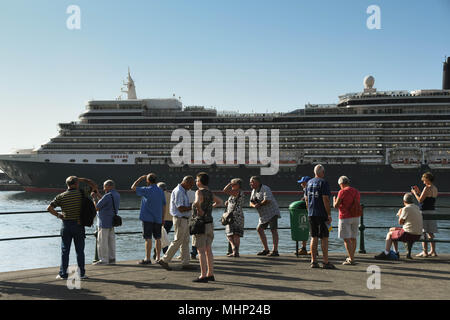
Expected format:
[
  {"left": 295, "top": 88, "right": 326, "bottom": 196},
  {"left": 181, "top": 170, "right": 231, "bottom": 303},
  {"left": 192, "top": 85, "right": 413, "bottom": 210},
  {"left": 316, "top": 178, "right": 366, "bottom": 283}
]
[{"left": 1, "top": 58, "right": 450, "bottom": 194}]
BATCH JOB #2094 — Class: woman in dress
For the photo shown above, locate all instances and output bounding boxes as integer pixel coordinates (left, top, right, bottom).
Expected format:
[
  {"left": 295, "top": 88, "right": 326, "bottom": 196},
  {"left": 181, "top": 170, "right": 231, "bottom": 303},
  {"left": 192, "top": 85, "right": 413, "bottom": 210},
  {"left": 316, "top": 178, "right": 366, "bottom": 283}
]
[
  {"left": 223, "top": 178, "right": 245, "bottom": 257},
  {"left": 192, "top": 172, "right": 223, "bottom": 282},
  {"left": 411, "top": 172, "right": 439, "bottom": 257}
]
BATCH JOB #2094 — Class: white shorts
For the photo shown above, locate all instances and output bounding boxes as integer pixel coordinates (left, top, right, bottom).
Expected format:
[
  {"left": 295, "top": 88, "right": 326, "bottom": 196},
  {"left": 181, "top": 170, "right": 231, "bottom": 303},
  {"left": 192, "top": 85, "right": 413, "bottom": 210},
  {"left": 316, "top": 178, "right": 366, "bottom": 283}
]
[{"left": 338, "top": 217, "right": 359, "bottom": 239}]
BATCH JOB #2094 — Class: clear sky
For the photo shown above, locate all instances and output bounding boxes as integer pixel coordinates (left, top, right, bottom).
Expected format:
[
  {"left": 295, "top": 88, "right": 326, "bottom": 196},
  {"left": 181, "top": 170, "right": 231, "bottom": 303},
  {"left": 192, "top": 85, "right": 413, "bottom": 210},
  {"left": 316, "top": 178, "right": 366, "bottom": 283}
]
[{"left": 0, "top": 0, "right": 449, "bottom": 154}]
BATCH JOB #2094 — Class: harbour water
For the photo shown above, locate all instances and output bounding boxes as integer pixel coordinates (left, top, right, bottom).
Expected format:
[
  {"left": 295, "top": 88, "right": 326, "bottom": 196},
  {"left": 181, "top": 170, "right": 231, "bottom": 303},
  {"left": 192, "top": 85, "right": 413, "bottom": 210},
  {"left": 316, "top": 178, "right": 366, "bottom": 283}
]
[{"left": 1, "top": 191, "right": 449, "bottom": 273}]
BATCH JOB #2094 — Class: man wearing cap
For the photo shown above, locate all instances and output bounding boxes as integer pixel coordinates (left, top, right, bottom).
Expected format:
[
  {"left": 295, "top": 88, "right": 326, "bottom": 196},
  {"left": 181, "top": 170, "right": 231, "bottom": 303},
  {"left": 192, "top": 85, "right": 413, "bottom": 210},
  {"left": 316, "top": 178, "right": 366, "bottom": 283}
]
[{"left": 297, "top": 176, "right": 311, "bottom": 255}]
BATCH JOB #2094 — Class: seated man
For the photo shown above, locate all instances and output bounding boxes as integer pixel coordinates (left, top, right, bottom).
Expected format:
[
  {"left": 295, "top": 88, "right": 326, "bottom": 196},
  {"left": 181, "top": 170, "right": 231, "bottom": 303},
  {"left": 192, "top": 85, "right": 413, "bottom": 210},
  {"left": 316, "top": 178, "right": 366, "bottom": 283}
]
[{"left": 375, "top": 193, "right": 423, "bottom": 260}]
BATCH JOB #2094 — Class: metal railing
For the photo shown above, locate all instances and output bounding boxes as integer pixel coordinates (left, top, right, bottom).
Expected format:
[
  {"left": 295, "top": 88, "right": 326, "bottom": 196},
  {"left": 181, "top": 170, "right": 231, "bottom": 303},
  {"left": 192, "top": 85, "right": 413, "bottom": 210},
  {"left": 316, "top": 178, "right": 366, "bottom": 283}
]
[{"left": 1, "top": 205, "right": 449, "bottom": 257}]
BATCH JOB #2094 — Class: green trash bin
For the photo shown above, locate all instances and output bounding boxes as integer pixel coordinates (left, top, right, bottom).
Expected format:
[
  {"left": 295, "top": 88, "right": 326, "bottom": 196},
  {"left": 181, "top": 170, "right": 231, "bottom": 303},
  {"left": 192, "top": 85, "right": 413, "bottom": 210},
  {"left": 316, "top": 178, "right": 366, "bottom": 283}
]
[{"left": 289, "top": 200, "right": 309, "bottom": 256}]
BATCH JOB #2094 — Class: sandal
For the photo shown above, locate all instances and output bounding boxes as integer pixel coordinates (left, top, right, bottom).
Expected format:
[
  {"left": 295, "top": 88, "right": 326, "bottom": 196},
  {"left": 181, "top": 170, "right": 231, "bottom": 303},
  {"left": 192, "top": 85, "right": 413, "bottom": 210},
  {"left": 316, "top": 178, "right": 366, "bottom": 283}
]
[
  {"left": 342, "top": 258, "right": 356, "bottom": 265},
  {"left": 268, "top": 251, "right": 279, "bottom": 257},
  {"left": 257, "top": 250, "right": 270, "bottom": 256},
  {"left": 415, "top": 252, "right": 428, "bottom": 257},
  {"left": 310, "top": 261, "right": 320, "bottom": 268},
  {"left": 322, "top": 262, "right": 337, "bottom": 269},
  {"left": 138, "top": 259, "right": 152, "bottom": 265},
  {"left": 428, "top": 252, "right": 438, "bottom": 257}
]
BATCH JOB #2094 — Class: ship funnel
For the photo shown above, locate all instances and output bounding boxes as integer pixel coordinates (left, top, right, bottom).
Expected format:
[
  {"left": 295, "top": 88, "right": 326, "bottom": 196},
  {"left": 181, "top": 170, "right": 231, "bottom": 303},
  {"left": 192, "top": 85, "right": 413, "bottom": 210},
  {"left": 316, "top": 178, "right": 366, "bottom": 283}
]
[{"left": 443, "top": 57, "right": 450, "bottom": 90}]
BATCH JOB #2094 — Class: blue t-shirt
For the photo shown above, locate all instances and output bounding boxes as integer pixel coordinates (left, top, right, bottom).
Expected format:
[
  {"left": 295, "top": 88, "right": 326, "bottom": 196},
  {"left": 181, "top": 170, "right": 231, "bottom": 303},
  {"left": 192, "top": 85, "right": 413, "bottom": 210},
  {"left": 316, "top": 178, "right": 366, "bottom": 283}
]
[
  {"left": 136, "top": 185, "right": 166, "bottom": 223},
  {"left": 305, "top": 177, "right": 331, "bottom": 217}
]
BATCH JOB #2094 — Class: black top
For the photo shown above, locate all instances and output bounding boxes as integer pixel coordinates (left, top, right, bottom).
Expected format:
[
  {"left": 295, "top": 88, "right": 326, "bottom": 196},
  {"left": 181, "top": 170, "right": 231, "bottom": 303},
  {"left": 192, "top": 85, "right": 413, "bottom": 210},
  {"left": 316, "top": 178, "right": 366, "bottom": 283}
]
[
  {"left": 420, "top": 197, "right": 436, "bottom": 211},
  {"left": 192, "top": 189, "right": 214, "bottom": 224}
]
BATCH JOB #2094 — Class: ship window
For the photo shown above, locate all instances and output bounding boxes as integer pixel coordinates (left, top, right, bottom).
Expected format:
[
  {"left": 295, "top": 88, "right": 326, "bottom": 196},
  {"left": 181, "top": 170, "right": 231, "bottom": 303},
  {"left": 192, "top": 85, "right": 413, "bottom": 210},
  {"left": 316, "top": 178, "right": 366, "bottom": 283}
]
[
  {"left": 96, "top": 159, "right": 114, "bottom": 163},
  {"left": 45, "top": 159, "right": 50, "bottom": 162},
  {"left": 83, "top": 159, "right": 89, "bottom": 163},
  {"left": 122, "top": 159, "right": 128, "bottom": 163},
  {"left": 69, "top": 159, "right": 76, "bottom": 162}
]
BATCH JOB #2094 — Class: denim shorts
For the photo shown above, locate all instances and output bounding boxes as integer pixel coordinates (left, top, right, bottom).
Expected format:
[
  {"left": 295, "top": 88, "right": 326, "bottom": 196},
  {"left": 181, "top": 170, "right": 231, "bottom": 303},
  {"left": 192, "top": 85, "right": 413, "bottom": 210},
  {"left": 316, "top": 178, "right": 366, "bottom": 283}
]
[{"left": 142, "top": 221, "right": 162, "bottom": 240}]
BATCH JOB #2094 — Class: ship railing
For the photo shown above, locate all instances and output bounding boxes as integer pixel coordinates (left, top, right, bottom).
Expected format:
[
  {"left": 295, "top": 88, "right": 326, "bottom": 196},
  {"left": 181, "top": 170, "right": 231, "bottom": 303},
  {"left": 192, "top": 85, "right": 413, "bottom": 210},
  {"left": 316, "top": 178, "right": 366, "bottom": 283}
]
[{"left": 1, "top": 206, "right": 449, "bottom": 260}]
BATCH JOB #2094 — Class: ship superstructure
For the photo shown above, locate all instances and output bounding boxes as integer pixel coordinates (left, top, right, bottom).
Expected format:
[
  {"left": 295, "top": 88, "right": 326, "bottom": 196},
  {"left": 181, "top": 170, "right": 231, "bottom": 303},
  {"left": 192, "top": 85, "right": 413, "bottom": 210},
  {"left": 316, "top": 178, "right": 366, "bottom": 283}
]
[{"left": 1, "top": 58, "right": 450, "bottom": 192}]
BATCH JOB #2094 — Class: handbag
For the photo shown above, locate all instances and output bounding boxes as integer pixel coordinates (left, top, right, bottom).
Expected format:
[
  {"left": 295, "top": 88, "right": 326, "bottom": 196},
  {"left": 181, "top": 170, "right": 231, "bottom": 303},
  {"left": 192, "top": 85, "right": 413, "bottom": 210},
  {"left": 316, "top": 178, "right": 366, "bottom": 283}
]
[
  {"left": 161, "top": 226, "right": 170, "bottom": 248},
  {"left": 221, "top": 210, "right": 234, "bottom": 226},
  {"left": 110, "top": 194, "right": 122, "bottom": 227},
  {"left": 189, "top": 216, "right": 205, "bottom": 235},
  {"left": 221, "top": 192, "right": 241, "bottom": 226}
]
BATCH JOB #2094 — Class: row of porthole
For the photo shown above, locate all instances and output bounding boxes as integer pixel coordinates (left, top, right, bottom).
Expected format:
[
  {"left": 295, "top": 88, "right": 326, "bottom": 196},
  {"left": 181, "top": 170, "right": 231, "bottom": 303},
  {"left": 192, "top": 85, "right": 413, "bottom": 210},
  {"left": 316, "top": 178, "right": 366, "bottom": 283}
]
[{"left": 44, "top": 159, "right": 128, "bottom": 163}]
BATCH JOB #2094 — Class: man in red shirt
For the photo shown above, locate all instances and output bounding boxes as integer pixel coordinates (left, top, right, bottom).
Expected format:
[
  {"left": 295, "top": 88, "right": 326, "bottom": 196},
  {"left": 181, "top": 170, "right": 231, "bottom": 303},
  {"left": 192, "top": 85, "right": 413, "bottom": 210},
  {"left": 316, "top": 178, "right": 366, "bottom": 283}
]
[{"left": 333, "top": 176, "right": 361, "bottom": 265}]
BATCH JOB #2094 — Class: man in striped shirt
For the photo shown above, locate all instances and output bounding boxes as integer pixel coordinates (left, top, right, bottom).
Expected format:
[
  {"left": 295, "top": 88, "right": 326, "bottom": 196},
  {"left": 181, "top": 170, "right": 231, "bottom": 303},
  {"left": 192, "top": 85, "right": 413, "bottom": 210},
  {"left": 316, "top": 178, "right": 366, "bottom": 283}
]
[{"left": 47, "top": 176, "right": 98, "bottom": 280}]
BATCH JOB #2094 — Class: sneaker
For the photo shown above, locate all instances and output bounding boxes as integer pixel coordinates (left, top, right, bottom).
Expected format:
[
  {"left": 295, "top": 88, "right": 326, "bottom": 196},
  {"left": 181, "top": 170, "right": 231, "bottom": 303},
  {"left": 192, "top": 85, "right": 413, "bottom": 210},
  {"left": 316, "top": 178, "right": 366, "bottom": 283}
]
[
  {"left": 257, "top": 250, "right": 270, "bottom": 256},
  {"left": 80, "top": 274, "right": 89, "bottom": 280},
  {"left": 374, "top": 252, "right": 390, "bottom": 260},
  {"left": 138, "top": 259, "right": 152, "bottom": 265},
  {"left": 268, "top": 251, "right": 279, "bottom": 257},
  {"left": 158, "top": 259, "right": 172, "bottom": 271},
  {"left": 56, "top": 274, "right": 68, "bottom": 280},
  {"left": 92, "top": 260, "right": 108, "bottom": 266}
]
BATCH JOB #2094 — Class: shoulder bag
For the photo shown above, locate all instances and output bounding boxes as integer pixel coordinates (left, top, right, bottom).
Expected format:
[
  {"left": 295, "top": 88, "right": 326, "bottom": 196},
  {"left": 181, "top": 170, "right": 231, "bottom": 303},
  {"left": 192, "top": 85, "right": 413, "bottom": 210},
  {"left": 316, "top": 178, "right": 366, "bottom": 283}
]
[
  {"left": 110, "top": 194, "right": 122, "bottom": 227},
  {"left": 189, "top": 216, "right": 205, "bottom": 235},
  {"left": 221, "top": 192, "right": 241, "bottom": 226}
]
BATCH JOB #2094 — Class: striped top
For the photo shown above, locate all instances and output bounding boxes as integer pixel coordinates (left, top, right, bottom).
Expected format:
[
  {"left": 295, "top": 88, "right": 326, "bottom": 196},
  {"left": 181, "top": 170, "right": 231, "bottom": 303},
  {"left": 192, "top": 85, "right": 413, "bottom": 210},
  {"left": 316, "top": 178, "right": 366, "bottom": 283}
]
[{"left": 50, "top": 188, "right": 88, "bottom": 221}]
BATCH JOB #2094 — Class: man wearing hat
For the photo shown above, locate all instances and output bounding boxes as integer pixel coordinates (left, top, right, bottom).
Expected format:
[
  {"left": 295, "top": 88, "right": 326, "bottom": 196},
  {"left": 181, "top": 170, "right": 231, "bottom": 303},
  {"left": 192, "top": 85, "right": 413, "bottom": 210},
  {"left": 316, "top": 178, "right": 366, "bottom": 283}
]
[{"left": 297, "top": 176, "right": 311, "bottom": 255}]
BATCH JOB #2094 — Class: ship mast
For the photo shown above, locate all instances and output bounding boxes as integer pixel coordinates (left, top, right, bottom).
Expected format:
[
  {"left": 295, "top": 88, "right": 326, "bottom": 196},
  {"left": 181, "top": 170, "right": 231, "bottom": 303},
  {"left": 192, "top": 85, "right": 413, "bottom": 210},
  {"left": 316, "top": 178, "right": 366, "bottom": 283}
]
[{"left": 121, "top": 67, "right": 137, "bottom": 99}]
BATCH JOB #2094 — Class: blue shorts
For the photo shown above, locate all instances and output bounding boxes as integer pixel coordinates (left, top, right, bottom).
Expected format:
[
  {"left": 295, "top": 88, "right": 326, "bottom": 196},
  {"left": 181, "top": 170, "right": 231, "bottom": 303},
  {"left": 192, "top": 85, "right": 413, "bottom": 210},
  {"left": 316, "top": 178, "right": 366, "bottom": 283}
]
[{"left": 142, "top": 221, "right": 162, "bottom": 240}]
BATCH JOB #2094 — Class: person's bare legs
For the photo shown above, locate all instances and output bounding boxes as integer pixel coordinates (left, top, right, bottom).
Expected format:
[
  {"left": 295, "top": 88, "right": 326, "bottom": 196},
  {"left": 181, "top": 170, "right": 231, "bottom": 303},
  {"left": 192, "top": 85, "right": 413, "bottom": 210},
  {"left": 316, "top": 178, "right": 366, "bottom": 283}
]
[
  {"left": 344, "top": 238, "right": 354, "bottom": 261},
  {"left": 257, "top": 227, "right": 269, "bottom": 251},
  {"left": 321, "top": 237, "right": 329, "bottom": 264},
  {"left": 206, "top": 246, "right": 214, "bottom": 277},
  {"left": 417, "top": 232, "right": 430, "bottom": 257},
  {"left": 155, "top": 239, "right": 161, "bottom": 261},
  {"left": 428, "top": 233, "right": 437, "bottom": 256},
  {"left": 197, "top": 246, "right": 207, "bottom": 279},
  {"left": 351, "top": 238, "right": 357, "bottom": 258},
  {"left": 145, "top": 239, "right": 152, "bottom": 261},
  {"left": 385, "top": 231, "right": 393, "bottom": 252},
  {"left": 310, "top": 237, "right": 319, "bottom": 263},
  {"left": 271, "top": 229, "right": 279, "bottom": 252}
]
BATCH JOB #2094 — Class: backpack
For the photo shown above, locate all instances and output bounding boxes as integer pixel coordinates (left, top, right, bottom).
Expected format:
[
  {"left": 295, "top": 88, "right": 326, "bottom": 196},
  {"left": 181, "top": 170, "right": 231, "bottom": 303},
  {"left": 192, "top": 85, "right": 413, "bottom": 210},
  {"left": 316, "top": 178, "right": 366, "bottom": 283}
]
[{"left": 79, "top": 190, "right": 97, "bottom": 227}]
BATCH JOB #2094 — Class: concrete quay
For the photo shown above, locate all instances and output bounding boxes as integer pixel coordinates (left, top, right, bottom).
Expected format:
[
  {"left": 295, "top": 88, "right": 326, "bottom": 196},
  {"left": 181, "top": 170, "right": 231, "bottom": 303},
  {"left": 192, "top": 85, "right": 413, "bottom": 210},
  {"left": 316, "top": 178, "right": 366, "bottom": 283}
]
[{"left": 0, "top": 253, "right": 449, "bottom": 300}]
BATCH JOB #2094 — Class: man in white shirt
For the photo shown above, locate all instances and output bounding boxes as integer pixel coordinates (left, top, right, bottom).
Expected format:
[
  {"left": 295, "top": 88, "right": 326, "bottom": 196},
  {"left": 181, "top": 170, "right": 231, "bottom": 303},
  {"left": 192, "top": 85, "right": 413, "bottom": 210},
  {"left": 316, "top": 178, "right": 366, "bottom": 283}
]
[
  {"left": 158, "top": 176, "right": 195, "bottom": 270},
  {"left": 375, "top": 193, "right": 423, "bottom": 260}
]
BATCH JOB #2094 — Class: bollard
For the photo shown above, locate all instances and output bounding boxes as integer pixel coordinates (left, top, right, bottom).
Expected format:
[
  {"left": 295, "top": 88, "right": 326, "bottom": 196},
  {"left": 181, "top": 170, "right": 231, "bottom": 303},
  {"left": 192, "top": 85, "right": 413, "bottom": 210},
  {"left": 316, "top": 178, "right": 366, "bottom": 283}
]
[
  {"left": 93, "top": 228, "right": 99, "bottom": 263},
  {"left": 358, "top": 204, "right": 366, "bottom": 254}
]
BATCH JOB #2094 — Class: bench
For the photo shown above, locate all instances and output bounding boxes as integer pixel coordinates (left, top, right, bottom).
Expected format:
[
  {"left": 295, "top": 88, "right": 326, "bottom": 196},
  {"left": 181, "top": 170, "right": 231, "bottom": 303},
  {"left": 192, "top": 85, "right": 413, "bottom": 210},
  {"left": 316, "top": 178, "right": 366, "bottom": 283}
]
[{"left": 404, "top": 213, "right": 450, "bottom": 259}]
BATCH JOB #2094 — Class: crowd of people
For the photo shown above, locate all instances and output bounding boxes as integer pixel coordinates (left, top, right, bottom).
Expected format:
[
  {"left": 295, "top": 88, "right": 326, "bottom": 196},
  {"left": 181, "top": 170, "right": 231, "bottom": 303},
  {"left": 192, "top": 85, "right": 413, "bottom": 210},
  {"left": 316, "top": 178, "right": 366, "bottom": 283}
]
[{"left": 46, "top": 165, "right": 439, "bottom": 282}]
